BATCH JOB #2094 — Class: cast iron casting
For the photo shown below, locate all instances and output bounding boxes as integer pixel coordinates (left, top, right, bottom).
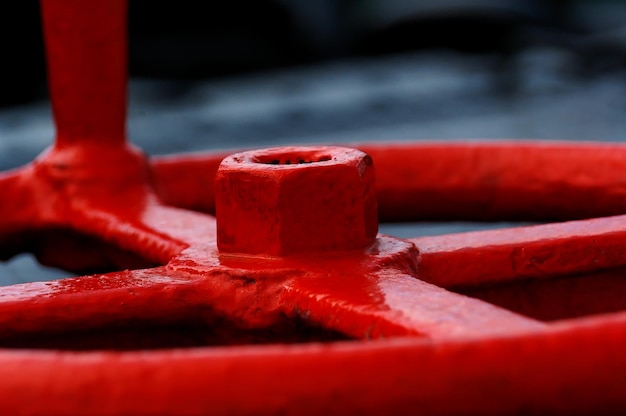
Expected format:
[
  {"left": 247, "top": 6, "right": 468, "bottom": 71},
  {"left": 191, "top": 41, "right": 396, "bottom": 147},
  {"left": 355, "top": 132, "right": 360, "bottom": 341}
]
[{"left": 2, "top": 1, "right": 626, "bottom": 414}]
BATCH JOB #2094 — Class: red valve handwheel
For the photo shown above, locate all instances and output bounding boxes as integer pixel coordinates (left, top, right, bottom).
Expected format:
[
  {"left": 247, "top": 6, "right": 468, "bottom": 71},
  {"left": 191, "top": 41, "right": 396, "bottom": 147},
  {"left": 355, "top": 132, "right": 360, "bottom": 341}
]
[{"left": 2, "top": 1, "right": 626, "bottom": 415}]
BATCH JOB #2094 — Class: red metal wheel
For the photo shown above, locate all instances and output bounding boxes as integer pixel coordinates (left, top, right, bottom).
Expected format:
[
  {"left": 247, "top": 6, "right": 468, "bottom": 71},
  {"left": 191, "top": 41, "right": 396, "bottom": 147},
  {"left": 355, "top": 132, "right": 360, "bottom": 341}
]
[{"left": 2, "top": 1, "right": 626, "bottom": 414}]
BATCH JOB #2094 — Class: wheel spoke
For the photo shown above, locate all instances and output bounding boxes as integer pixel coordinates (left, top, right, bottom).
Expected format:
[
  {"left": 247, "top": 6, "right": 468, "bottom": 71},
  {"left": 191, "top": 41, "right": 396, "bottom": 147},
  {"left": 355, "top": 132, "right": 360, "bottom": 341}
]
[
  {"left": 411, "top": 215, "right": 626, "bottom": 288},
  {"left": 63, "top": 201, "right": 217, "bottom": 266},
  {"left": 0, "top": 267, "right": 202, "bottom": 338},
  {"left": 41, "top": 0, "right": 127, "bottom": 147},
  {"left": 282, "top": 269, "right": 544, "bottom": 340},
  {"left": 0, "top": 261, "right": 295, "bottom": 349}
]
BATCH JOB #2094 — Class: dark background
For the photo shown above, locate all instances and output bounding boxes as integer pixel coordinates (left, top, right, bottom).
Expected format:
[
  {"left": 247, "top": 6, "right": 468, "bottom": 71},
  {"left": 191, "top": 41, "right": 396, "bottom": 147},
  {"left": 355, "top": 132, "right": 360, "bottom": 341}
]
[{"left": 1, "top": 0, "right": 625, "bottom": 282}]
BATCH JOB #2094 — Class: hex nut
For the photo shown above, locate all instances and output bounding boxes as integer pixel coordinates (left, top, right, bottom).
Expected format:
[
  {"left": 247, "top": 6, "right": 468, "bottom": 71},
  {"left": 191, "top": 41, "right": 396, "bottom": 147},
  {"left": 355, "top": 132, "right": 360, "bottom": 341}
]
[{"left": 215, "top": 146, "right": 378, "bottom": 256}]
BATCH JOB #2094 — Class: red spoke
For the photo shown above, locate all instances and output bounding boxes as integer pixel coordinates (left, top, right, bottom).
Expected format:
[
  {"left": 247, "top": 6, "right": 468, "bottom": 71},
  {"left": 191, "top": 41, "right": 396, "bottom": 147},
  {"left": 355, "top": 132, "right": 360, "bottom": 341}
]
[
  {"left": 65, "top": 202, "right": 217, "bottom": 265},
  {"left": 411, "top": 215, "right": 626, "bottom": 288},
  {"left": 282, "top": 270, "right": 544, "bottom": 340},
  {"left": 0, "top": 261, "right": 293, "bottom": 348},
  {"left": 0, "top": 267, "right": 200, "bottom": 337},
  {"left": 139, "top": 204, "right": 217, "bottom": 247},
  {"left": 40, "top": 0, "right": 127, "bottom": 148}
]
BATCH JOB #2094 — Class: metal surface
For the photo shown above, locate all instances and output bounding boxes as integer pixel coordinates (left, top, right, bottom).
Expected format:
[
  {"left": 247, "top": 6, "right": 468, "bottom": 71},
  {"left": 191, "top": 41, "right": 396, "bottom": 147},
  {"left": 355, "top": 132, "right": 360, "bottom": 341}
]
[{"left": 2, "top": 0, "right": 626, "bottom": 414}]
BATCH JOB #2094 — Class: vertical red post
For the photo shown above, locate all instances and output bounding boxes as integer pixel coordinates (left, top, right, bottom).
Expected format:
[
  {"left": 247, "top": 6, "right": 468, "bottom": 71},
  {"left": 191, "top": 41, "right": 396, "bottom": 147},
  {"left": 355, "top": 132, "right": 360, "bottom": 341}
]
[{"left": 40, "top": 0, "right": 127, "bottom": 148}]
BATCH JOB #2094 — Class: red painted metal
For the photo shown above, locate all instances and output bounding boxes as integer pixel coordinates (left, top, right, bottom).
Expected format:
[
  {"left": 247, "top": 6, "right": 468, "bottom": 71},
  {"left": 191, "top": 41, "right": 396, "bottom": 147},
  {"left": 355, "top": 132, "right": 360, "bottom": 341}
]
[
  {"left": 2, "top": 0, "right": 626, "bottom": 414},
  {"left": 215, "top": 146, "right": 378, "bottom": 256}
]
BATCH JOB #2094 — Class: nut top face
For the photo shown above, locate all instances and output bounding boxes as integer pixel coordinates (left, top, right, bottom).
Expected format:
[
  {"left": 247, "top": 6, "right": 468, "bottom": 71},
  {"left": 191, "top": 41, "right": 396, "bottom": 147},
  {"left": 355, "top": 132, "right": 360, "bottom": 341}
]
[{"left": 215, "top": 146, "right": 378, "bottom": 257}]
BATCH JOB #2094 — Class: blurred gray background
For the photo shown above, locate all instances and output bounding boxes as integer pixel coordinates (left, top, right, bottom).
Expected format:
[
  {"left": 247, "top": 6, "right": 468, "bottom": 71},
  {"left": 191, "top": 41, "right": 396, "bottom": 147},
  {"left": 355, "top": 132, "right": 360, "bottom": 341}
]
[{"left": 1, "top": 0, "right": 625, "bottom": 283}]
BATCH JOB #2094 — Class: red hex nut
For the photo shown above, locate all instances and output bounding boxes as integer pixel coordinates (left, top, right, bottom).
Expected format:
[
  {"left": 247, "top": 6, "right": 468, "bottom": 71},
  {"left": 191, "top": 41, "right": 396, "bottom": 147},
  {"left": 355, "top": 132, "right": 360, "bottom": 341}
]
[{"left": 215, "top": 146, "right": 378, "bottom": 256}]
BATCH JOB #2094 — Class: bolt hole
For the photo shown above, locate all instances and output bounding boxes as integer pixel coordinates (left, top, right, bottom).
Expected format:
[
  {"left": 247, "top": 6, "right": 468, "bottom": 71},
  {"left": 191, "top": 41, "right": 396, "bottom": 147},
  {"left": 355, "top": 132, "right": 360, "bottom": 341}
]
[{"left": 257, "top": 154, "right": 332, "bottom": 165}]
